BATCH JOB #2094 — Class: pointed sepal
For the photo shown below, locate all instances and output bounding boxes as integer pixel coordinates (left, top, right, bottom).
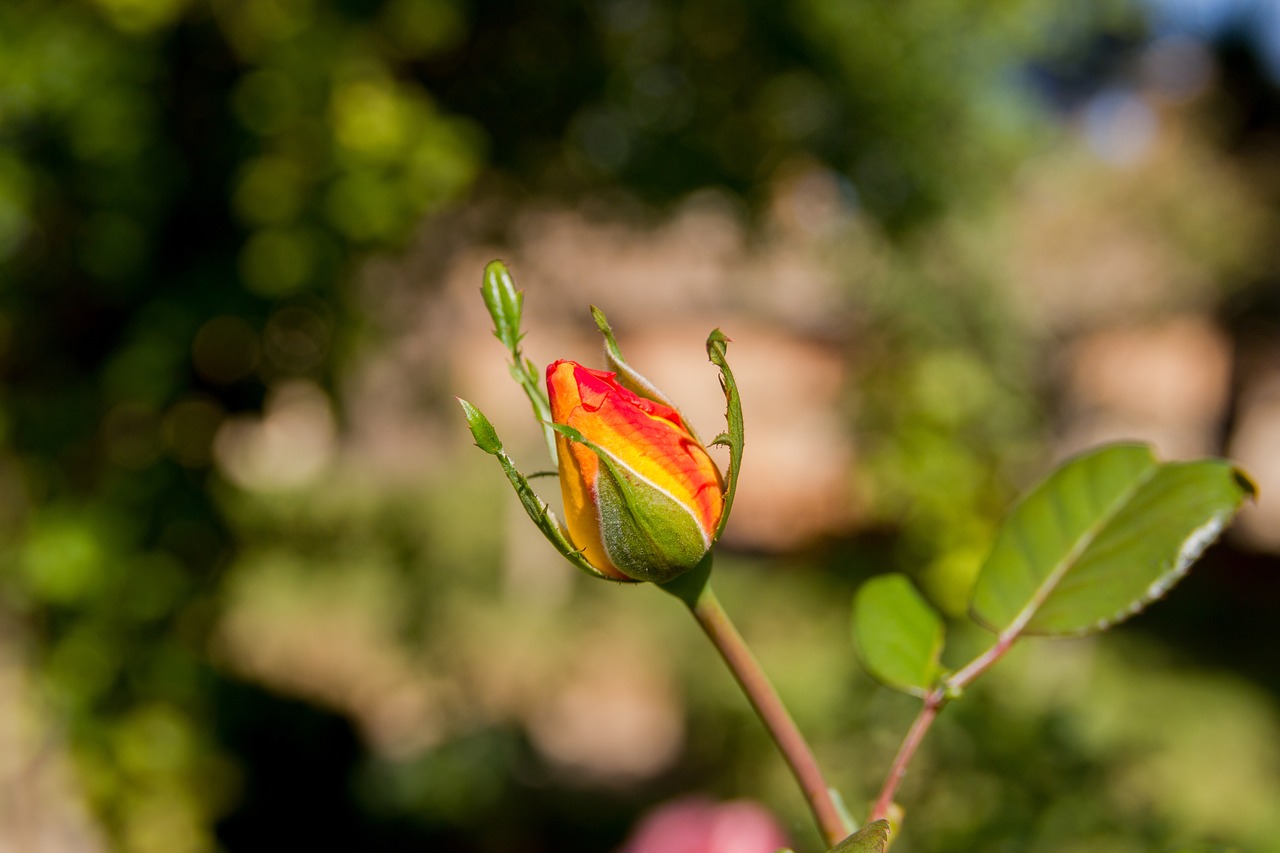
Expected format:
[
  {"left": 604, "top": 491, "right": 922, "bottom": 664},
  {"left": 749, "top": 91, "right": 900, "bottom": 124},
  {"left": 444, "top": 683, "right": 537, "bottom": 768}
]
[
  {"left": 706, "top": 329, "right": 744, "bottom": 540},
  {"left": 591, "top": 305, "right": 686, "bottom": 413},
  {"left": 458, "top": 398, "right": 622, "bottom": 581}
]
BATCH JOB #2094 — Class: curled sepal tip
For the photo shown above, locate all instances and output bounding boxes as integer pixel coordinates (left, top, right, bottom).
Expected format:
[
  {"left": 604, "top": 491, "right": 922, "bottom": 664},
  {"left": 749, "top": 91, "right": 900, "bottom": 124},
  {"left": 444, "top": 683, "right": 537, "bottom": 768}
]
[
  {"left": 591, "top": 305, "right": 685, "bottom": 415},
  {"left": 706, "top": 328, "right": 743, "bottom": 540},
  {"left": 457, "top": 398, "right": 622, "bottom": 582}
]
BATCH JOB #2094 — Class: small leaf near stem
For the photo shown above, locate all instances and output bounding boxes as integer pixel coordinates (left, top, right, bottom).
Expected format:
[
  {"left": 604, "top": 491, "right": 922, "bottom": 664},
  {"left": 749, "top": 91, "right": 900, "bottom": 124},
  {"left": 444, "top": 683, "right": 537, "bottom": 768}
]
[
  {"left": 481, "top": 260, "right": 558, "bottom": 465},
  {"left": 661, "top": 574, "right": 854, "bottom": 846},
  {"left": 829, "top": 819, "right": 891, "bottom": 853},
  {"left": 706, "top": 329, "right": 744, "bottom": 540},
  {"left": 458, "top": 398, "right": 623, "bottom": 581},
  {"left": 853, "top": 575, "right": 945, "bottom": 697}
]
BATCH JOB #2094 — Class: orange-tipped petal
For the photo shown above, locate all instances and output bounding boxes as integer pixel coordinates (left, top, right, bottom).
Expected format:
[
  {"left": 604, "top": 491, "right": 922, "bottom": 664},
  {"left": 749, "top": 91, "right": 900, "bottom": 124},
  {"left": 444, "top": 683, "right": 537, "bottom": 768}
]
[{"left": 547, "top": 360, "right": 724, "bottom": 582}]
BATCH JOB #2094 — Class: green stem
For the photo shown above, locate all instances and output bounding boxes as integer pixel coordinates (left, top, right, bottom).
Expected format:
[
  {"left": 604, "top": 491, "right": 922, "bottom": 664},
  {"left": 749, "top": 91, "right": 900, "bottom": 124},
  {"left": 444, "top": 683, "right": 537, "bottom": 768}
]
[{"left": 687, "top": 583, "right": 853, "bottom": 846}]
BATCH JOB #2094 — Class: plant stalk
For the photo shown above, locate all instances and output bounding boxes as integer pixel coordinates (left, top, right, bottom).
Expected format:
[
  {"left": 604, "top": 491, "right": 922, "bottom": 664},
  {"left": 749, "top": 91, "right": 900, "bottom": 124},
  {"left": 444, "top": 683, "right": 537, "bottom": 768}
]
[
  {"left": 868, "top": 690, "right": 944, "bottom": 824},
  {"left": 868, "top": 629, "right": 1022, "bottom": 824},
  {"left": 687, "top": 583, "right": 854, "bottom": 846}
]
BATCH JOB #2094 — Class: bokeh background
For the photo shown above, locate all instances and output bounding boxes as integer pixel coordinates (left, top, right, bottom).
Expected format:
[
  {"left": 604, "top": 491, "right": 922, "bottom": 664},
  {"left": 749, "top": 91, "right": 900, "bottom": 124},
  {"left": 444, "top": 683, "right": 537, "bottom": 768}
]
[{"left": 2, "top": 0, "right": 1279, "bottom": 850}]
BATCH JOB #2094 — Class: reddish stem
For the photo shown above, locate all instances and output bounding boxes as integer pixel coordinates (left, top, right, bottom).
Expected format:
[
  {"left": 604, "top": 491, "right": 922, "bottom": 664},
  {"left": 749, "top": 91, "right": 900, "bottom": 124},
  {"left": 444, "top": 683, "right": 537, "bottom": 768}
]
[
  {"left": 689, "top": 585, "right": 854, "bottom": 846},
  {"left": 868, "top": 691, "right": 944, "bottom": 824},
  {"left": 869, "top": 627, "right": 1021, "bottom": 825}
]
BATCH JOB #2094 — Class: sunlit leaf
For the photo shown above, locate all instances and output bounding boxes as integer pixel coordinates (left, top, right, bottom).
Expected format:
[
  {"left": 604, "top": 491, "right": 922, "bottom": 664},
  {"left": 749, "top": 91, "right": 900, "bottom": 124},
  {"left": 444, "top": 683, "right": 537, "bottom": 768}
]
[
  {"left": 853, "top": 574, "right": 945, "bottom": 696},
  {"left": 971, "top": 443, "right": 1256, "bottom": 637},
  {"left": 829, "top": 820, "right": 891, "bottom": 852}
]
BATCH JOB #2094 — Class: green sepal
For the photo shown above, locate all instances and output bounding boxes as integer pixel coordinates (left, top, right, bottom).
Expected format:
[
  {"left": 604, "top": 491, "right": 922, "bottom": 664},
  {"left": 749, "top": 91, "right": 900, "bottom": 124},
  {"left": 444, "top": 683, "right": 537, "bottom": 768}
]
[
  {"left": 549, "top": 422, "right": 711, "bottom": 583},
  {"left": 657, "top": 550, "right": 714, "bottom": 608},
  {"left": 481, "top": 261, "right": 557, "bottom": 466},
  {"left": 458, "top": 399, "right": 623, "bottom": 582},
  {"left": 591, "top": 305, "right": 683, "bottom": 410},
  {"left": 829, "top": 820, "right": 891, "bottom": 853},
  {"left": 706, "top": 329, "right": 743, "bottom": 540}
]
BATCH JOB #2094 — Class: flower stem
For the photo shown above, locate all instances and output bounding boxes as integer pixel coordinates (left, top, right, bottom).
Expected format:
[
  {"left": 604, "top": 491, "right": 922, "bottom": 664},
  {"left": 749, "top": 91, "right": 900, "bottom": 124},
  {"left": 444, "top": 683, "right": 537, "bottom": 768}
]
[
  {"left": 868, "top": 690, "right": 944, "bottom": 823},
  {"left": 868, "top": 628, "right": 1021, "bottom": 824},
  {"left": 687, "top": 583, "right": 854, "bottom": 846}
]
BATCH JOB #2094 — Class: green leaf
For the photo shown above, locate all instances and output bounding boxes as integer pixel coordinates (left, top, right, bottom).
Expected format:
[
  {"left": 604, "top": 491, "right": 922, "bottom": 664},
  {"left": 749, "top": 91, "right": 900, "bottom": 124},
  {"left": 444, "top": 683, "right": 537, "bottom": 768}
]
[
  {"left": 853, "top": 574, "right": 945, "bottom": 696},
  {"left": 830, "top": 820, "right": 891, "bottom": 852},
  {"left": 479, "top": 261, "right": 557, "bottom": 465},
  {"left": 458, "top": 397, "right": 502, "bottom": 454},
  {"left": 457, "top": 399, "right": 619, "bottom": 582},
  {"left": 706, "top": 329, "right": 743, "bottom": 540},
  {"left": 971, "top": 443, "right": 1257, "bottom": 637}
]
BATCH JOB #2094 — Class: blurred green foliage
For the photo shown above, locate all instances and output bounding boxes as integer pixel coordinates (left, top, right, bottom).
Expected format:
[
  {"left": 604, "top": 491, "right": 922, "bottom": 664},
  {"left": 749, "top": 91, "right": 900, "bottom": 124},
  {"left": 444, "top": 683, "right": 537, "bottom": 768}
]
[{"left": 2, "top": 0, "right": 1278, "bottom": 850}]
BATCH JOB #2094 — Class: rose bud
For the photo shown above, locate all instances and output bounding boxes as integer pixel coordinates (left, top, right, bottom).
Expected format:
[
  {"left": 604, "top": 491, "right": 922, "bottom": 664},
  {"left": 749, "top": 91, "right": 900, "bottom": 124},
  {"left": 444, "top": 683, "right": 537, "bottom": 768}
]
[{"left": 547, "top": 359, "right": 724, "bottom": 583}]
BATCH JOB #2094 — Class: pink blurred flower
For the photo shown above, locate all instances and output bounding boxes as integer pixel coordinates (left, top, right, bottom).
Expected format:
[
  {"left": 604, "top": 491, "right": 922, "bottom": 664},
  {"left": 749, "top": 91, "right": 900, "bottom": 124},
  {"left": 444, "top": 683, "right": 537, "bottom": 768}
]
[{"left": 620, "top": 796, "right": 791, "bottom": 853}]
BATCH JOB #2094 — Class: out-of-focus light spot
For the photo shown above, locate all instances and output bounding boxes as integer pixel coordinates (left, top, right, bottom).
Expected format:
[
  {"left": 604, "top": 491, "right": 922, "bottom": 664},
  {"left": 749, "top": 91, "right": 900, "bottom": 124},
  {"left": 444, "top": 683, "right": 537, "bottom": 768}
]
[
  {"left": 192, "top": 315, "right": 260, "bottom": 385},
  {"left": 122, "top": 555, "right": 187, "bottom": 623},
  {"left": 324, "top": 172, "right": 402, "bottom": 241},
  {"left": 232, "top": 69, "right": 302, "bottom": 135},
  {"left": 331, "top": 80, "right": 407, "bottom": 158},
  {"left": 102, "top": 402, "right": 163, "bottom": 469},
  {"left": 0, "top": 153, "right": 33, "bottom": 261},
  {"left": 524, "top": 648, "right": 684, "bottom": 783},
  {"left": 20, "top": 513, "right": 107, "bottom": 605},
  {"left": 78, "top": 211, "right": 148, "bottom": 281},
  {"left": 1140, "top": 35, "right": 1215, "bottom": 102},
  {"left": 1082, "top": 88, "right": 1157, "bottom": 167},
  {"left": 680, "top": 0, "right": 746, "bottom": 58},
  {"left": 600, "top": 0, "right": 653, "bottom": 34},
  {"left": 628, "top": 65, "right": 694, "bottom": 131},
  {"left": 162, "top": 395, "right": 225, "bottom": 468},
  {"left": 68, "top": 89, "right": 152, "bottom": 162},
  {"left": 215, "top": 381, "right": 335, "bottom": 490},
  {"left": 233, "top": 156, "right": 306, "bottom": 225},
  {"left": 405, "top": 124, "right": 483, "bottom": 207},
  {"left": 46, "top": 624, "right": 122, "bottom": 703},
  {"left": 620, "top": 797, "right": 791, "bottom": 853},
  {"left": 103, "top": 336, "right": 184, "bottom": 405},
  {"left": 379, "top": 0, "right": 467, "bottom": 58},
  {"left": 757, "top": 71, "right": 831, "bottom": 143},
  {"left": 239, "top": 227, "right": 315, "bottom": 296},
  {"left": 1142, "top": 0, "right": 1280, "bottom": 84},
  {"left": 263, "top": 302, "right": 331, "bottom": 375},
  {"left": 571, "top": 107, "right": 631, "bottom": 173},
  {"left": 217, "top": 0, "right": 315, "bottom": 57},
  {"left": 88, "top": 0, "right": 189, "bottom": 35}
]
